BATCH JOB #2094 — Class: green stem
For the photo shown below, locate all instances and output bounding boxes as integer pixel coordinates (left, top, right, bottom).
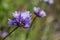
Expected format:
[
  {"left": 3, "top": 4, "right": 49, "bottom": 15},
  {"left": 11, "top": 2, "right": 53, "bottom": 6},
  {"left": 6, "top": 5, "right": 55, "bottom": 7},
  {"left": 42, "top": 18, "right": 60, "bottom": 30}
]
[
  {"left": 25, "top": 16, "right": 37, "bottom": 40},
  {"left": 2, "top": 27, "right": 19, "bottom": 40}
]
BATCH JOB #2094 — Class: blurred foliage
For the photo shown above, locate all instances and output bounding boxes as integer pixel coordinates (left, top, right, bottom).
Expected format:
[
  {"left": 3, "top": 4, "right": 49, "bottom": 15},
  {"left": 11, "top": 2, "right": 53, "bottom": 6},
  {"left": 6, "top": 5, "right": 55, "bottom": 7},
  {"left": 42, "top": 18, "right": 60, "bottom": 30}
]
[{"left": 0, "top": 0, "right": 60, "bottom": 40}]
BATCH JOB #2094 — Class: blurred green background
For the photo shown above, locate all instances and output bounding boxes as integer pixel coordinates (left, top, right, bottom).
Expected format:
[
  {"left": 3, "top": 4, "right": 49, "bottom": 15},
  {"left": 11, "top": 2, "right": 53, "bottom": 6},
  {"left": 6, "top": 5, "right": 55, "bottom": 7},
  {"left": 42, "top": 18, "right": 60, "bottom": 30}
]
[{"left": 0, "top": 0, "right": 60, "bottom": 40}]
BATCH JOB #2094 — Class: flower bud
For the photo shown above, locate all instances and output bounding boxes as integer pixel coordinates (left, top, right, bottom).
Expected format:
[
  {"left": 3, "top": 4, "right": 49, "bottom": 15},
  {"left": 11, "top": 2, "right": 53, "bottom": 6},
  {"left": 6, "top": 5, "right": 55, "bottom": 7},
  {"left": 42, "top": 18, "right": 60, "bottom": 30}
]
[
  {"left": 39, "top": 10, "right": 46, "bottom": 17},
  {"left": 33, "top": 6, "right": 40, "bottom": 14}
]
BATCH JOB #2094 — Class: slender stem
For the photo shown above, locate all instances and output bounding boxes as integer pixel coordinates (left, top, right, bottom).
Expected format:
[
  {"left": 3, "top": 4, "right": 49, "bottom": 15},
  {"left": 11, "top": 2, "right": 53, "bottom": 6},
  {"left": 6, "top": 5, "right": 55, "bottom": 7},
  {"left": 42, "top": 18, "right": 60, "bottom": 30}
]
[
  {"left": 2, "top": 27, "right": 19, "bottom": 40},
  {"left": 30, "top": 16, "right": 37, "bottom": 28},
  {"left": 25, "top": 16, "right": 37, "bottom": 40}
]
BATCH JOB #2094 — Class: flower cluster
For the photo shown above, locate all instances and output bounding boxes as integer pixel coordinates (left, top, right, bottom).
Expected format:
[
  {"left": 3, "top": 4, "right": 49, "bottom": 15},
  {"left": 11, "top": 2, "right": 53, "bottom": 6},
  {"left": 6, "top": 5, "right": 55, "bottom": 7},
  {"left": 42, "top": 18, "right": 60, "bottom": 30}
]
[
  {"left": 33, "top": 7, "right": 46, "bottom": 17},
  {"left": 8, "top": 11, "right": 31, "bottom": 29}
]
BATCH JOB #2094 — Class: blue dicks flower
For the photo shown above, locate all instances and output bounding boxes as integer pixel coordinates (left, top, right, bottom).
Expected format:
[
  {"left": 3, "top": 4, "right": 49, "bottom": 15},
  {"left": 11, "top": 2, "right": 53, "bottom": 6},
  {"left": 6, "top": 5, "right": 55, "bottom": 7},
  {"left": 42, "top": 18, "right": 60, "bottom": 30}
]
[
  {"left": 33, "top": 7, "right": 46, "bottom": 17},
  {"left": 8, "top": 11, "right": 31, "bottom": 29}
]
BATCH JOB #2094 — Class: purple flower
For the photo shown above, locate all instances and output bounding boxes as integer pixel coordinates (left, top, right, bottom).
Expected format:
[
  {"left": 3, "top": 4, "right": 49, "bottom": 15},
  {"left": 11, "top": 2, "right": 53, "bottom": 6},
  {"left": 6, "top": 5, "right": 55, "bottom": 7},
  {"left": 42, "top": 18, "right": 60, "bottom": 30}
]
[
  {"left": 33, "top": 7, "right": 46, "bottom": 17},
  {"left": 33, "top": 7, "right": 40, "bottom": 15},
  {"left": 39, "top": 10, "right": 46, "bottom": 17},
  {"left": 8, "top": 11, "right": 31, "bottom": 29}
]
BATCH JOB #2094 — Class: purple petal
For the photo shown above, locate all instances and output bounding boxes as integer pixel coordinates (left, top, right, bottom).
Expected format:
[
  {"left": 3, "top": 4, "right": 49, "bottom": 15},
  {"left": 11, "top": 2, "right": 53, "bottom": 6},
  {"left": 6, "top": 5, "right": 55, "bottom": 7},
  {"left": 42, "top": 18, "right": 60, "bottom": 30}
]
[
  {"left": 24, "top": 24, "right": 30, "bottom": 29},
  {"left": 33, "top": 7, "right": 40, "bottom": 14},
  {"left": 39, "top": 10, "right": 46, "bottom": 17},
  {"left": 13, "top": 11, "right": 20, "bottom": 18},
  {"left": 8, "top": 19, "right": 13, "bottom": 26},
  {"left": 25, "top": 17, "right": 31, "bottom": 24}
]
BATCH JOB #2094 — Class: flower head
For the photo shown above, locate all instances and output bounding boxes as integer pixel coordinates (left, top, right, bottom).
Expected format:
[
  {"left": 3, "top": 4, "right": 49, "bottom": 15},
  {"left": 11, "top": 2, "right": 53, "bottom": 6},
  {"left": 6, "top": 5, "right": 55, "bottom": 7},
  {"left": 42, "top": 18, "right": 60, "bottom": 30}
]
[
  {"left": 33, "top": 7, "right": 46, "bottom": 17},
  {"left": 8, "top": 11, "right": 31, "bottom": 29}
]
